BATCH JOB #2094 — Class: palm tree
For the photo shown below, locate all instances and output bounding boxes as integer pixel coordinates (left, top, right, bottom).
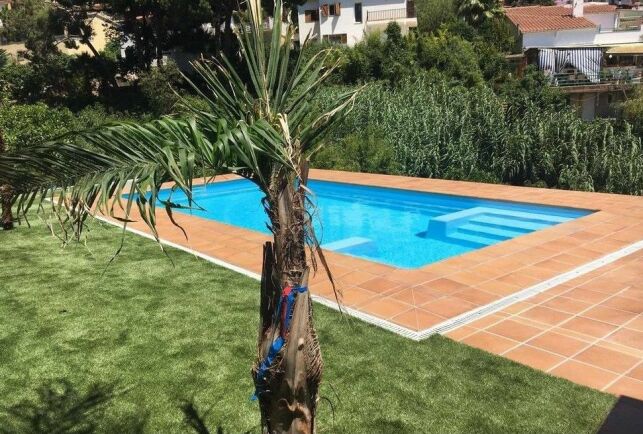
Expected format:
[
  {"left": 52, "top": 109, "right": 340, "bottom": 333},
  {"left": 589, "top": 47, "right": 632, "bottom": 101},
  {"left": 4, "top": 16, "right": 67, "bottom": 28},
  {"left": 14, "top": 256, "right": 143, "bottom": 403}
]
[
  {"left": 1, "top": 0, "right": 358, "bottom": 431},
  {"left": 455, "top": 0, "right": 504, "bottom": 25}
]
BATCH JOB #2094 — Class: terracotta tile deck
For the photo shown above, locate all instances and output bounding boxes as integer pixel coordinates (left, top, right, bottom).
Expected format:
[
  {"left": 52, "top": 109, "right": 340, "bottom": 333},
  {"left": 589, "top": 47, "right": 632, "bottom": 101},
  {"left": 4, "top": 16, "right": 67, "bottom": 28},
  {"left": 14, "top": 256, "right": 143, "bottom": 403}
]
[
  {"left": 103, "top": 169, "right": 643, "bottom": 398},
  {"left": 447, "top": 249, "right": 643, "bottom": 400}
]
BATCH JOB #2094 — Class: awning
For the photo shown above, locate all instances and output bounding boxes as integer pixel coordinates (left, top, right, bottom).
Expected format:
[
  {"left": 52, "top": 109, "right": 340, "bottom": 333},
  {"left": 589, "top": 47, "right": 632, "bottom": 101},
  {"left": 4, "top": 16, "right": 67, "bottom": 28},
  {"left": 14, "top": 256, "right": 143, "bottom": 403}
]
[
  {"left": 606, "top": 43, "right": 643, "bottom": 55},
  {"left": 538, "top": 48, "right": 602, "bottom": 83}
]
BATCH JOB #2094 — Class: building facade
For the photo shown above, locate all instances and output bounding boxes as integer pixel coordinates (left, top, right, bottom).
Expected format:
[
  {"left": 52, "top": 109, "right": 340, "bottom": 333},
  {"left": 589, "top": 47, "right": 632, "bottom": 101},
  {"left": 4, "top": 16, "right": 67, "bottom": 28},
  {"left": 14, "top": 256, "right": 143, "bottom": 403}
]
[
  {"left": 506, "top": 1, "right": 643, "bottom": 120},
  {"left": 297, "top": 0, "right": 417, "bottom": 46}
]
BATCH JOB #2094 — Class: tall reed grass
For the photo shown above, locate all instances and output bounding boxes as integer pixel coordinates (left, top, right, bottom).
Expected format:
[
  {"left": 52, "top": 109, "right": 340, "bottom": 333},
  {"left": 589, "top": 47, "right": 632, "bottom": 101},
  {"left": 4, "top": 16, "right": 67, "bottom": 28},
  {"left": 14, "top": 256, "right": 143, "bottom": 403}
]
[{"left": 318, "top": 78, "right": 643, "bottom": 195}]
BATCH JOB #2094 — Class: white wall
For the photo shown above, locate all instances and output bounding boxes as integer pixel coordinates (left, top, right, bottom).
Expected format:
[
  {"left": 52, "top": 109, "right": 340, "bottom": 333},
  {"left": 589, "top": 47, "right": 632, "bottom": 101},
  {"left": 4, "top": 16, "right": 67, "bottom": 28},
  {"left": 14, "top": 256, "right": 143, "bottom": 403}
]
[
  {"left": 586, "top": 13, "right": 616, "bottom": 31},
  {"left": 522, "top": 26, "right": 643, "bottom": 48},
  {"left": 594, "top": 28, "right": 643, "bottom": 45},
  {"left": 522, "top": 28, "right": 597, "bottom": 48},
  {"left": 298, "top": 0, "right": 409, "bottom": 46}
]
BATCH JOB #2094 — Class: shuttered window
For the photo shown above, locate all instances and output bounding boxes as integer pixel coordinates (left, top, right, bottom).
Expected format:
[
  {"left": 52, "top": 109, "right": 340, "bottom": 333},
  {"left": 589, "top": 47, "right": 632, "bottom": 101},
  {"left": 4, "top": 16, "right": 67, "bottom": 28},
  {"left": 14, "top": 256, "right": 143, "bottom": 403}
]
[
  {"left": 304, "top": 9, "right": 319, "bottom": 22},
  {"left": 354, "top": 3, "right": 362, "bottom": 22}
]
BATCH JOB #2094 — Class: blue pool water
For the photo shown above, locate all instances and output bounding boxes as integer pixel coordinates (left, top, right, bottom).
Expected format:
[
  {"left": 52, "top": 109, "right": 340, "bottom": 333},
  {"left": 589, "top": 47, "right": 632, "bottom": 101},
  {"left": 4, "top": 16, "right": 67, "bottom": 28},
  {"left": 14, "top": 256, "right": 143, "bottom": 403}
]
[{"left": 156, "top": 179, "right": 592, "bottom": 269}]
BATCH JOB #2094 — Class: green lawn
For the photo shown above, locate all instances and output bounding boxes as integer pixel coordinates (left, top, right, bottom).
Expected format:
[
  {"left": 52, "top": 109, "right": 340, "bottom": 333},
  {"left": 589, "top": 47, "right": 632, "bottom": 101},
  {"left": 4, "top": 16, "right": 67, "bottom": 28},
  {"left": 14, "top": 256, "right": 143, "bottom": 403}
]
[{"left": 0, "top": 219, "right": 615, "bottom": 433}]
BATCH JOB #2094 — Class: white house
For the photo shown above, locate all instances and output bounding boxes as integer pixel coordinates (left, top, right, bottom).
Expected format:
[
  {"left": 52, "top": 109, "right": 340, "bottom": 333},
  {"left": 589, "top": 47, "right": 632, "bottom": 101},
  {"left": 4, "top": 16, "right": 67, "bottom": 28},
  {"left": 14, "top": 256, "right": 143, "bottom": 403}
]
[
  {"left": 506, "top": 2, "right": 643, "bottom": 49},
  {"left": 506, "top": 1, "right": 643, "bottom": 120},
  {"left": 297, "top": 0, "right": 417, "bottom": 46}
]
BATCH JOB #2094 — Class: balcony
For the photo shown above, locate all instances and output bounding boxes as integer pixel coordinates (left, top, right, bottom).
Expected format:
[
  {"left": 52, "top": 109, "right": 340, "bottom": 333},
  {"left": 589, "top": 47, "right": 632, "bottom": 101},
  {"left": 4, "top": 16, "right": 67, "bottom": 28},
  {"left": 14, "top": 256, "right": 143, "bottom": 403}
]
[
  {"left": 367, "top": 7, "right": 415, "bottom": 22},
  {"left": 551, "top": 68, "right": 641, "bottom": 92}
]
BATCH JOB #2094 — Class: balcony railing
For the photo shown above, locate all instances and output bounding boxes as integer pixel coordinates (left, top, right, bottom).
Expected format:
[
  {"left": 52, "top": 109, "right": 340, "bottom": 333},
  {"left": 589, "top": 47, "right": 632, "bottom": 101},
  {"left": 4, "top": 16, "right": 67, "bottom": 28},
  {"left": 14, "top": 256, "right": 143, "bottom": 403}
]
[
  {"left": 552, "top": 69, "right": 642, "bottom": 87},
  {"left": 367, "top": 7, "right": 415, "bottom": 22}
]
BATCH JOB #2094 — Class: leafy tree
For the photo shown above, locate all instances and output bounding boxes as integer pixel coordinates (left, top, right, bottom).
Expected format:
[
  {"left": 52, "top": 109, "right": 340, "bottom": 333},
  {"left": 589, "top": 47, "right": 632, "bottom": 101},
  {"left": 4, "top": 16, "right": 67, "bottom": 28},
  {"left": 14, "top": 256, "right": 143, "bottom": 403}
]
[
  {"left": 0, "top": 103, "right": 78, "bottom": 151},
  {"left": 111, "top": 0, "right": 239, "bottom": 69},
  {"left": 416, "top": 0, "right": 456, "bottom": 34},
  {"left": 455, "top": 0, "right": 504, "bottom": 26},
  {"left": 416, "top": 30, "right": 484, "bottom": 86},
  {"left": 381, "top": 22, "right": 417, "bottom": 84},
  {"left": 137, "top": 60, "right": 185, "bottom": 115},
  {"left": 0, "top": 0, "right": 49, "bottom": 43},
  {"left": 0, "top": 102, "right": 78, "bottom": 230},
  {"left": 3, "top": 0, "right": 357, "bottom": 431}
]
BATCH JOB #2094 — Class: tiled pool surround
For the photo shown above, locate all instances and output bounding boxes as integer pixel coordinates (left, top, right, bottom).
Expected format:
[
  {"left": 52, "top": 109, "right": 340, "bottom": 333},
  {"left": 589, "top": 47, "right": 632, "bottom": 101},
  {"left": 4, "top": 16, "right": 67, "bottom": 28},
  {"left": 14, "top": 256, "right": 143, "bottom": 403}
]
[{"left": 102, "top": 169, "right": 643, "bottom": 397}]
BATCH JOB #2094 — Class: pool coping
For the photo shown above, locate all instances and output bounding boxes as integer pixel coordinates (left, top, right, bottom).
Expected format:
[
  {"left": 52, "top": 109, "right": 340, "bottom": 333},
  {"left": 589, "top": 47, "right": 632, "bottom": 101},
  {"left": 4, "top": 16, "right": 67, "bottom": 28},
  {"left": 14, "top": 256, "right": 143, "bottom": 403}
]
[{"left": 101, "top": 169, "right": 643, "bottom": 335}]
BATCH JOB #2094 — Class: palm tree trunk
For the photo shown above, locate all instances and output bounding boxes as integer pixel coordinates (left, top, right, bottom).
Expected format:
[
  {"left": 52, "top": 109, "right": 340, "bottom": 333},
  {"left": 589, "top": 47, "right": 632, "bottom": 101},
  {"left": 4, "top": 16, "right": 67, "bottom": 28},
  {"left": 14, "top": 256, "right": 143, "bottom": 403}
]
[
  {"left": 1, "top": 183, "right": 14, "bottom": 230},
  {"left": 253, "top": 168, "right": 322, "bottom": 434}
]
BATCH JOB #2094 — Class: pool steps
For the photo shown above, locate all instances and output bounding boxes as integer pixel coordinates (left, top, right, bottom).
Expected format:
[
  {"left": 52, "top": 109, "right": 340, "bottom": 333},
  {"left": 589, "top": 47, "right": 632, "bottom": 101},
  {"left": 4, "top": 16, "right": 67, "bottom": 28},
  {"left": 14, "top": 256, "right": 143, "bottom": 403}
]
[{"left": 424, "top": 207, "right": 572, "bottom": 248}]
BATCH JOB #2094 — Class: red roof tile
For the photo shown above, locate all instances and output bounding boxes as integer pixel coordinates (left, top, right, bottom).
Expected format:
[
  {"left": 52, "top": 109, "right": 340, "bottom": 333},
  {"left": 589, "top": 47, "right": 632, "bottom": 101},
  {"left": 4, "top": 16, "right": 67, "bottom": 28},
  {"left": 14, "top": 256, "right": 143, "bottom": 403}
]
[
  {"left": 505, "top": 5, "right": 611, "bottom": 33},
  {"left": 585, "top": 4, "right": 618, "bottom": 13}
]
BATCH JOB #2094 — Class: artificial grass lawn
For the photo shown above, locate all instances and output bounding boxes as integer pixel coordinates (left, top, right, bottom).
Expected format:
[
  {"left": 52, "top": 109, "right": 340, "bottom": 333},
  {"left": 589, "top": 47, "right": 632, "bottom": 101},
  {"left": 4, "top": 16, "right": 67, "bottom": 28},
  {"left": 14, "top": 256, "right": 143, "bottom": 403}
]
[{"left": 0, "top": 219, "right": 616, "bottom": 433}]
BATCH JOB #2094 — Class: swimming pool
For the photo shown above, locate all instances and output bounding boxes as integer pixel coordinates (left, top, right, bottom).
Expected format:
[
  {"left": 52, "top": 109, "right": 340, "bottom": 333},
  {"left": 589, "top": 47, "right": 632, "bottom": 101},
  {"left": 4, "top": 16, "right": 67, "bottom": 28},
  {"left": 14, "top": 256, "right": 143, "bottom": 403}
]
[{"left": 156, "top": 179, "right": 592, "bottom": 269}]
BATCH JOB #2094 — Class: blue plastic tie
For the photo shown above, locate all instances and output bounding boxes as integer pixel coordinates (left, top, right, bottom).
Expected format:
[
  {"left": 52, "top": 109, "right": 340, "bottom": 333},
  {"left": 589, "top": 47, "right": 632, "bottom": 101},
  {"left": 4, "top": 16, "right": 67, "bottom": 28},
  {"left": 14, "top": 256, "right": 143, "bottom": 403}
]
[{"left": 251, "top": 286, "right": 308, "bottom": 401}]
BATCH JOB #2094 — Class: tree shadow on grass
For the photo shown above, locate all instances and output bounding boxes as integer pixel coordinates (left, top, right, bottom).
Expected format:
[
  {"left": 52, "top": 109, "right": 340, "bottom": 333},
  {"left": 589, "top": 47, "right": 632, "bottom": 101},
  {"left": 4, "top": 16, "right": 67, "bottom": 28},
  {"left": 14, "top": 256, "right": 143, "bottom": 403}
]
[
  {"left": 179, "top": 400, "right": 255, "bottom": 434},
  {"left": 0, "top": 380, "right": 252, "bottom": 434},
  {"left": 0, "top": 379, "right": 148, "bottom": 434}
]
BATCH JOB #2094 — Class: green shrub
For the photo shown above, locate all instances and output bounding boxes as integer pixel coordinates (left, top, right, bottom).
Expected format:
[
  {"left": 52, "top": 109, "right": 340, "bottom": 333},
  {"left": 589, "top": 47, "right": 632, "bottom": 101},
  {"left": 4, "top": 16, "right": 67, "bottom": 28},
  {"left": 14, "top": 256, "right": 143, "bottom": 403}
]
[
  {"left": 0, "top": 102, "right": 78, "bottom": 150},
  {"left": 313, "top": 127, "right": 399, "bottom": 174}
]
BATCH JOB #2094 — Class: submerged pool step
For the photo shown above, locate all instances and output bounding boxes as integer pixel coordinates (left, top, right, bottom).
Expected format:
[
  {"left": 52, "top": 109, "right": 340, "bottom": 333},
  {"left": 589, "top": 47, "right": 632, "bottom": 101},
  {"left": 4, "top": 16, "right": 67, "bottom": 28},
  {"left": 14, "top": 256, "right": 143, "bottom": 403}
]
[
  {"left": 457, "top": 223, "right": 521, "bottom": 241},
  {"left": 470, "top": 215, "right": 548, "bottom": 233},
  {"left": 446, "top": 231, "right": 498, "bottom": 248}
]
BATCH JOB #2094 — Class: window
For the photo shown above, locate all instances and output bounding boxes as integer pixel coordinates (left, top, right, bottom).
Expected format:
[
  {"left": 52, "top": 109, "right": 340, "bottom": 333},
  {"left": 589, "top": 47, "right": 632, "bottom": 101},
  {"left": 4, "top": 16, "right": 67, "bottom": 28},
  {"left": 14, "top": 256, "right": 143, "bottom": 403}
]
[
  {"left": 323, "top": 33, "right": 347, "bottom": 44},
  {"left": 354, "top": 3, "right": 362, "bottom": 22},
  {"left": 322, "top": 2, "right": 341, "bottom": 16},
  {"left": 304, "top": 9, "right": 319, "bottom": 22}
]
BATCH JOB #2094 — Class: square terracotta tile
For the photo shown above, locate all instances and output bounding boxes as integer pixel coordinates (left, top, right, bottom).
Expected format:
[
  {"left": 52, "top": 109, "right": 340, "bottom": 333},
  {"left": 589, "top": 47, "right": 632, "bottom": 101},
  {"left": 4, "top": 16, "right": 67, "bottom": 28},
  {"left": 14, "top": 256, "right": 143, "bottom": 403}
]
[
  {"left": 563, "top": 288, "right": 612, "bottom": 304},
  {"left": 582, "top": 306, "right": 638, "bottom": 327},
  {"left": 607, "top": 328, "right": 643, "bottom": 351},
  {"left": 445, "top": 325, "right": 477, "bottom": 341},
  {"left": 462, "top": 331, "right": 518, "bottom": 354},
  {"left": 575, "top": 346, "right": 640, "bottom": 374},
  {"left": 505, "top": 345, "right": 564, "bottom": 371},
  {"left": 581, "top": 279, "right": 629, "bottom": 295},
  {"left": 550, "top": 360, "right": 619, "bottom": 390},
  {"left": 422, "top": 297, "right": 477, "bottom": 318},
  {"left": 521, "top": 306, "right": 571, "bottom": 327},
  {"left": 627, "top": 362, "right": 643, "bottom": 382},
  {"left": 358, "top": 276, "right": 401, "bottom": 294},
  {"left": 626, "top": 316, "right": 643, "bottom": 333},
  {"left": 500, "top": 301, "right": 534, "bottom": 315},
  {"left": 339, "top": 270, "right": 377, "bottom": 286},
  {"left": 388, "top": 287, "right": 438, "bottom": 307},
  {"left": 488, "top": 320, "right": 543, "bottom": 343},
  {"left": 340, "top": 287, "right": 379, "bottom": 307},
  {"left": 541, "top": 296, "right": 592, "bottom": 315},
  {"left": 560, "top": 317, "right": 618, "bottom": 339},
  {"left": 420, "top": 278, "right": 467, "bottom": 296},
  {"left": 606, "top": 377, "right": 643, "bottom": 400},
  {"left": 391, "top": 308, "right": 445, "bottom": 331},
  {"left": 466, "top": 314, "right": 506, "bottom": 331},
  {"left": 360, "top": 298, "right": 411, "bottom": 320},
  {"left": 527, "top": 331, "right": 589, "bottom": 357},
  {"left": 603, "top": 296, "right": 643, "bottom": 315},
  {"left": 452, "top": 288, "right": 497, "bottom": 306}
]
